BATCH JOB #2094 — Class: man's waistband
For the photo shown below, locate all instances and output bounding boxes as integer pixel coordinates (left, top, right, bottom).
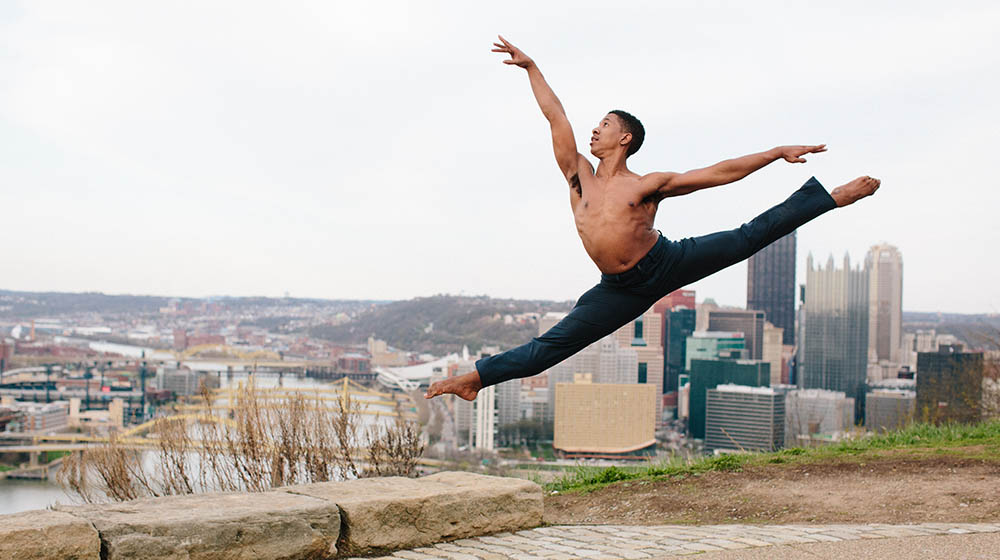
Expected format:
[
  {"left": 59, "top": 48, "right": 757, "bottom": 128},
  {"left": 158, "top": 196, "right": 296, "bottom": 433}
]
[{"left": 601, "top": 232, "right": 667, "bottom": 284}]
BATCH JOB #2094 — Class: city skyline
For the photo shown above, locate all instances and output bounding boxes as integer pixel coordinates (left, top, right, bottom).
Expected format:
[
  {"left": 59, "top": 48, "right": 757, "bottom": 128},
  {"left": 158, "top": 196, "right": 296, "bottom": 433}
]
[{"left": 2, "top": 3, "right": 998, "bottom": 314}]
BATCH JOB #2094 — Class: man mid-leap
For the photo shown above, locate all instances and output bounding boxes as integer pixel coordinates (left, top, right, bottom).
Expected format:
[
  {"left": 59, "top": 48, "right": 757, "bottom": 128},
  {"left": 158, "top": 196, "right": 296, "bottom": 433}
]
[{"left": 425, "top": 36, "right": 879, "bottom": 401}]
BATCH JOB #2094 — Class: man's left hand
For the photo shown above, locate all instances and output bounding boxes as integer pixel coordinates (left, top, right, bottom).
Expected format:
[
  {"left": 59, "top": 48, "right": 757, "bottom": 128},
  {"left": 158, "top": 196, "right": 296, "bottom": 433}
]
[{"left": 778, "top": 144, "right": 827, "bottom": 163}]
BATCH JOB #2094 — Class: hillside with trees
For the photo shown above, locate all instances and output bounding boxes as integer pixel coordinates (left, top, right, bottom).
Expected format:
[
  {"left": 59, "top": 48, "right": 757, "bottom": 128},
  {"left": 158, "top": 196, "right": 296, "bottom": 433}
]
[{"left": 308, "top": 295, "right": 574, "bottom": 355}]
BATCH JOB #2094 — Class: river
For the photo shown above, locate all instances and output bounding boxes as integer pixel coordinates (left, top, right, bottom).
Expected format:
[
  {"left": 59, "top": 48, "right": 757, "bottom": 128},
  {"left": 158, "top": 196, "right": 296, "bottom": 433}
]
[{"left": 0, "top": 478, "right": 77, "bottom": 515}]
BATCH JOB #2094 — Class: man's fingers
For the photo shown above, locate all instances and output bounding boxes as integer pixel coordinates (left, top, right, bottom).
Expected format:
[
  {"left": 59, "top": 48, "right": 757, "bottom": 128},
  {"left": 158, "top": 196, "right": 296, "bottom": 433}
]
[{"left": 503, "top": 59, "right": 516, "bottom": 64}]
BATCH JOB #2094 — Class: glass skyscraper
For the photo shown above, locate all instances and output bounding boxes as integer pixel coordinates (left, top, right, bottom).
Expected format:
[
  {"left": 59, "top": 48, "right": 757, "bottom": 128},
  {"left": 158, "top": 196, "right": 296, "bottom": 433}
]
[
  {"left": 799, "top": 254, "right": 869, "bottom": 423},
  {"left": 663, "top": 307, "right": 696, "bottom": 393},
  {"left": 747, "top": 231, "right": 796, "bottom": 345}
]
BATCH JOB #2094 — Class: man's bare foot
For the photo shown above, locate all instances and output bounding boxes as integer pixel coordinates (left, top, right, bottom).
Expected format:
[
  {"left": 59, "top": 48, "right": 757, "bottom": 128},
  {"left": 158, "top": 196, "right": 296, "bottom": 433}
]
[
  {"left": 830, "top": 176, "right": 881, "bottom": 207},
  {"left": 424, "top": 371, "right": 482, "bottom": 401}
]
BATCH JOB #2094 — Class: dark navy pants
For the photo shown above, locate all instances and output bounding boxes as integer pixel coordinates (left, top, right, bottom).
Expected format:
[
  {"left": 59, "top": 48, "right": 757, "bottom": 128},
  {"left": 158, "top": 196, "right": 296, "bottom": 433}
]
[{"left": 476, "top": 176, "right": 838, "bottom": 388}]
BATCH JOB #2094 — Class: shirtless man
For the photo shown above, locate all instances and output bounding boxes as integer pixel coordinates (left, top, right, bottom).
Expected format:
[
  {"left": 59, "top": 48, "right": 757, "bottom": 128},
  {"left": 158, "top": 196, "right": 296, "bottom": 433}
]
[{"left": 425, "top": 36, "right": 879, "bottom": 401}]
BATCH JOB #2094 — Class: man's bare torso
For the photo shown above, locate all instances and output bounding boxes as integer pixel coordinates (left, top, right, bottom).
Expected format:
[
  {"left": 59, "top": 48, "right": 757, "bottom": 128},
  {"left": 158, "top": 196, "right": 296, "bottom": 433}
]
[{"left": 570, "top": 164, "right": 661, "bottom": 275}]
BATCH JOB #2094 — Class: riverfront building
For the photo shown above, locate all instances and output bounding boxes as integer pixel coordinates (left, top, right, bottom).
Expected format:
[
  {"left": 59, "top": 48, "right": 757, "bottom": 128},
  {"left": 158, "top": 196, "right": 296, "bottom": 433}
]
[
  {"left": 1, "top": 399, "right": 70, "bottom": 432},
  {"left": 553, "top": 377, "right": 657, "bottom": 458}
]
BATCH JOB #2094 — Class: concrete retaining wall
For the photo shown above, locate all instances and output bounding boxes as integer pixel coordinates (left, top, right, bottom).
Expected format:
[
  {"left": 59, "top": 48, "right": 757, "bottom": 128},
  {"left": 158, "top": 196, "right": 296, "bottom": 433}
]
[{"left": 0, "top": 472, "right": 542, "bottom": 560}]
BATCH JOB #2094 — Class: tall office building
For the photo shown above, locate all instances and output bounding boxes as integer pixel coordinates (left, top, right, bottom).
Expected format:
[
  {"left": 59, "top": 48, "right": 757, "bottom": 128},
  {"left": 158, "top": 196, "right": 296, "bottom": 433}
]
[
  {"left": 762, "top": 322, "right": 785, "bottom": 386},
  {"left": 708, "top": 309, "right": 766, "bottom": 360},
  {"left": 663, "top": 307, "right": 696, "bottom": 393},
  {"left": 799, "top": 254, "right": 869, "bottom": 423},
  {"left": 916, "top": 345, "right": 984, "bottom": 424},
  {"left": 471, "top": 384, "right": 496, "bottom": 450},
  {"left": 612, "top": 308, "right": 665, "bottom": 421},
  {"left": 688, "top": 359, "right": 770, "bottom": 439},
  {"left": 495, "top": 378, "right": 521, "bottom": 428},
  {"left": 865, "top": 244, "right": 904, "bottom": 363},
  {"left": 705, "top": 385, "right": 785, "bottom": 453},
  {"left": 747, "top": 231, "right": 796, "bottom": 345}
]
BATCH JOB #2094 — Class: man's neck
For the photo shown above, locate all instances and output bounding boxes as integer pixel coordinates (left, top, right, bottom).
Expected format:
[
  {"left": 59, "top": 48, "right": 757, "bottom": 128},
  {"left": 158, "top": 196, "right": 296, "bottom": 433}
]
[{"left": 595, "top": 151, "right": 630, "bottom": 178}]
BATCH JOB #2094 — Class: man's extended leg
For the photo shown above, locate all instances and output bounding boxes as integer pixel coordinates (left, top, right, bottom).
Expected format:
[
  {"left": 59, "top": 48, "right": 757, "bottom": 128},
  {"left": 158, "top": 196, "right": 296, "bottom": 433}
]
[
  {"left": 425, "top": 278, "right": 656, "bottom": 399},
  {"left": 653, "top": 176, "right": 838, "bottom": 294}
]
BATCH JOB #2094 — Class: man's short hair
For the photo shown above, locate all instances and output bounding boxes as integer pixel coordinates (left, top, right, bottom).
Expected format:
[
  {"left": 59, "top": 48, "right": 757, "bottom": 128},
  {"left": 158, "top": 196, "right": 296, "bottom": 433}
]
[{"left": 609, "top": 109, "right": 645, "bottom": 157}]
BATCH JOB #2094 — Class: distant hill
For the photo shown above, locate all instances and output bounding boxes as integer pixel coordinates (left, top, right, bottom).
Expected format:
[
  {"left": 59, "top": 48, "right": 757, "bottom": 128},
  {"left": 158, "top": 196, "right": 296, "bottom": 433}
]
[
  {"left": 903, "top": 311, "right": 1000, "bottom": 349},
  {"left": 0, "top": 290, "right": 171, "bottom": 317},
  {"left": 0, "top": 289, "right": 381, "bottom": 320},
  {"left": 308, "top": 295, "right": 574, "bottom": 355}
]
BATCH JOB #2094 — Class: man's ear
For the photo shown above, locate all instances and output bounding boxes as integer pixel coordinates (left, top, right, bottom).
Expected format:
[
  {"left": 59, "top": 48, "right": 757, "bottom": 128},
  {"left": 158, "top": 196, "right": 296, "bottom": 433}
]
[{"left": 619, "top": 132, "right": 632, "bottom": 148}]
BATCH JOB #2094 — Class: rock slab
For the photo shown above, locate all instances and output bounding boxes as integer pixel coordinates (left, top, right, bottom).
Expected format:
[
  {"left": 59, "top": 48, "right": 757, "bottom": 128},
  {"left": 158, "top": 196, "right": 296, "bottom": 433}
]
[
  {"left": 57, "top": 490, "right": 340, "bottom": 560},
  {"left": 0, "top": 509, "right": 101, "bottom": 560},
  {"left": 288, "top": 471, "right": 543, "bottom": 557}
]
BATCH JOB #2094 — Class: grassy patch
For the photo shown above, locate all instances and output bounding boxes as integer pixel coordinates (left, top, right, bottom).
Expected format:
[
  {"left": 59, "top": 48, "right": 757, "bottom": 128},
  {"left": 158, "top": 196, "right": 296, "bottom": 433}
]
[
  {"left": 43, "top": 451, "right": 71, "bottom": 463},
  {"left": 0, "top": 464, "right": 14, "bottom": 472},
  {"left": 543, "top": 420, "right": 1000, "bottom": 494}
]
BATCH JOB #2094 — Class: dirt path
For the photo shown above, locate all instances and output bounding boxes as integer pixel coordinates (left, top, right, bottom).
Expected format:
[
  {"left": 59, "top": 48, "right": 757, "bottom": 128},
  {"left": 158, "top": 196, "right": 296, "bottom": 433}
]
[{"left": 544, "top": 448, "right": 1000, "bottom": 526}]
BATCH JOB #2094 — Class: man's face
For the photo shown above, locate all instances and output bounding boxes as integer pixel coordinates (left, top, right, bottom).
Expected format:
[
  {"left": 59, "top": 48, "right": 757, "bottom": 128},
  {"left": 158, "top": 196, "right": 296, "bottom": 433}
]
[{"left": 590, "top": 113, "right": 628, "bottom": 157}]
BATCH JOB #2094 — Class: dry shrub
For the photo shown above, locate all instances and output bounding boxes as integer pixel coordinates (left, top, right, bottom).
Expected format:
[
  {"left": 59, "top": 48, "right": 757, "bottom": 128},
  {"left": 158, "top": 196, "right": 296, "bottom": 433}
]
[
  {"left": 58, "top": 379, "right": 424, "bottom": 503},
  {"left": 364, "top": 403, "right": 425, "bottom": 478},
  {"left": 57, "top": 435, "right": 157, "bottom": 503}
]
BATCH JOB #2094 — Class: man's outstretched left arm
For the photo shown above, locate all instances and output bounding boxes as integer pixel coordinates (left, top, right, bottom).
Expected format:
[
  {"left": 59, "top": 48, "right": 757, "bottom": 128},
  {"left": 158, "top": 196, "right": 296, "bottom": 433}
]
[{"left": 642, "top": 144, "right": 827, "bottom": 199}]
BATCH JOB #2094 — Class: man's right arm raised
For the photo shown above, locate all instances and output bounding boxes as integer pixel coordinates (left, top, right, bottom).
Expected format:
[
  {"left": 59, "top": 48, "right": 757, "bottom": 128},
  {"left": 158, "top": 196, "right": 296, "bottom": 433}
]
[{"left": 493, "top": 36, "right": 582, "bottom": 183}]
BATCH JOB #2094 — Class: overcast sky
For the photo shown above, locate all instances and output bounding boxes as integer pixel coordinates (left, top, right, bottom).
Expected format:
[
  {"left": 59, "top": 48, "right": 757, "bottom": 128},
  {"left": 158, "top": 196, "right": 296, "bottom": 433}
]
[{"left": 2, "top": 1, "right": 998, "bottom": 314}]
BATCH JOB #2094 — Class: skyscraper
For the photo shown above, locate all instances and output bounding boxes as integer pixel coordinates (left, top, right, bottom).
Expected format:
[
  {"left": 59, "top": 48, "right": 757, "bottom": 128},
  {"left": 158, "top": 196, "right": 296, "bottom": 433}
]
[
  {"left": 654, "top": 290, "right": 696, "bottom": 394},
  {"left": 799, "top": 254, "right": 869, "bottom": 422},
  {"left": 747, "top": 231, "right": 796, "bottom": 345},
  {"left": 663, "top": 307, "right": 696, "bottom": 393},
  {"left": 708, "top": 309, "right": 766, "bottom": 360},
  {"left": 865, "top": 244, "right": 904, "bottom": 363}
]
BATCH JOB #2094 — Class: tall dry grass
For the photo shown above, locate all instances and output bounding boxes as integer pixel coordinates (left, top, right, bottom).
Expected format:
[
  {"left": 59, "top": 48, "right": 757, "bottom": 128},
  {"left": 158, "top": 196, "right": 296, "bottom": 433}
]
[{"left": 58, "top": 379, "right": 424, "bottom": 503}]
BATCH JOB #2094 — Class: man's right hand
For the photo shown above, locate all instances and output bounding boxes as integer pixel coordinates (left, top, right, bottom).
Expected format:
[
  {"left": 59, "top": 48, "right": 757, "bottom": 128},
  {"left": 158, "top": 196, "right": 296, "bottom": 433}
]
[{"left": 492, "top": 35, "right": 533, "bottom": 69}]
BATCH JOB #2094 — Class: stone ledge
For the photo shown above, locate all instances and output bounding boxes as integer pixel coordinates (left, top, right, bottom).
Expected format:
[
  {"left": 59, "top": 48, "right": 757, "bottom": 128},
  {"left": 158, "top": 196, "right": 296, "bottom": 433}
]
[
  {"left": 56, "top": 490, "right": 341, "bottom": 560},
  {"left": 288, "top": 471, "right": 543, "bottom": 557},
  {"left": 0, "top": 509, "right": 101, "bottom": 560},
  {"left": 1, "top": 472, "right": 543, "bottom": 560}
]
